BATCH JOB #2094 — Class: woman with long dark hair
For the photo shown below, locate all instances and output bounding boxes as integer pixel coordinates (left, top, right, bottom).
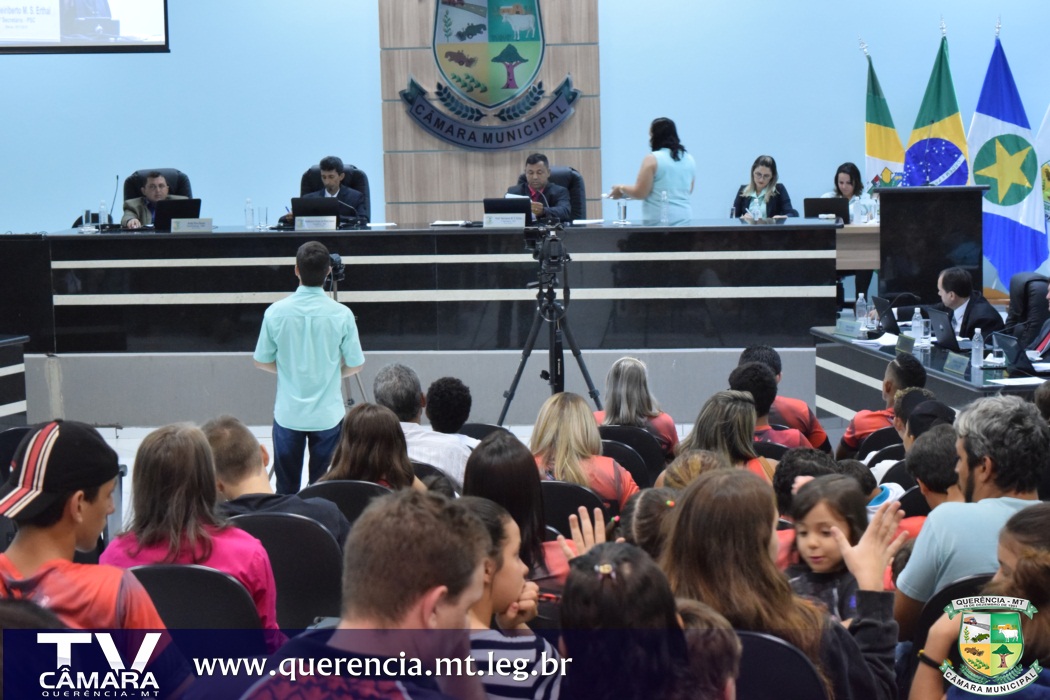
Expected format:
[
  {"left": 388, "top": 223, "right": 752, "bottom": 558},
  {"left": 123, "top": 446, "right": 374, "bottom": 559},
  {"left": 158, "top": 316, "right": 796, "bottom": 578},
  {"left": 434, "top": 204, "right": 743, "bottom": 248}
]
[
  {"left": 321, "top": 403, "right": 424, "bottom": 491},
  {"left": 609, "top": 117, "right": 696, "bottom": 222}
]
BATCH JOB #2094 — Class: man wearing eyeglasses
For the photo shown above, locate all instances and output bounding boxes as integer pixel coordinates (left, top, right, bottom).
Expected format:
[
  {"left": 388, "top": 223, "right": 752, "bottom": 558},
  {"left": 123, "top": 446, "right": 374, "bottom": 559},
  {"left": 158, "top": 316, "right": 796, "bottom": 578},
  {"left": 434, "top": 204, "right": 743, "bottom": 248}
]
[{"left": 121, "top": 171, "right": 187, "bottom": 229}]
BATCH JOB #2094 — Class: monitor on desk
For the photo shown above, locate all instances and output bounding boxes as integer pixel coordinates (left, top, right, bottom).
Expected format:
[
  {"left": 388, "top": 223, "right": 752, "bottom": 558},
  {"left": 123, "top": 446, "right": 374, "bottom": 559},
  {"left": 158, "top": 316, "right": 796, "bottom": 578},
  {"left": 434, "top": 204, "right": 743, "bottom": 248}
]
[
  {"left": 803, "top": 197, "right": 850, "bottom": 223},
  {"left": 152, "top": 198, "right": 201, "bottom": 231}
]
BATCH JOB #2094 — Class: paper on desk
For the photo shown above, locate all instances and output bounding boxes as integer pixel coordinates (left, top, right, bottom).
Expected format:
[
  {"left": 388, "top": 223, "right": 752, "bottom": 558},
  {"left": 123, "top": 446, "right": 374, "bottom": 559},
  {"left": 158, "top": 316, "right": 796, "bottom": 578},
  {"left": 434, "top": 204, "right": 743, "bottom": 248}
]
[
  {"left": 852, "top": 333, "right": 897, "bottom": 347},
  {"left": 505, "top": 193, "right": 530, "bottom": 199},
  {"left": 367, "top": 222, "right": 397, "bottom": 228},
  {"left": 989, "top": 377, "right": 1046, "bottom": 386},
  {"left": 572, "top": 219, "right": 605, "bottom": 225},
  {"left": 431, "top": 220, "right": 468, "bottom": 226}
]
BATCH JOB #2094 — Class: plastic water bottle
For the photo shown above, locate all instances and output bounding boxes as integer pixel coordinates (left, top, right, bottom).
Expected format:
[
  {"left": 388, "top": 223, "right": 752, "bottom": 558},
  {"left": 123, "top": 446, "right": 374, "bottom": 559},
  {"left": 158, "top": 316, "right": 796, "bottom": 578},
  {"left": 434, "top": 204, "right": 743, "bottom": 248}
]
[
  {"left": 244, "top": 198, "right": 254, "bottom": 229},
  {"left": 972, "top": 328, "right": 983, "bottom": 368},
  {"left": 659, "top": 190, "right": 669, "bottom": 224},
  {"left": 855, "top": 293, "right": 867, "bottom": 328},
  {"left": 911, "top": 307, "right": 923, "bottom": 341}
]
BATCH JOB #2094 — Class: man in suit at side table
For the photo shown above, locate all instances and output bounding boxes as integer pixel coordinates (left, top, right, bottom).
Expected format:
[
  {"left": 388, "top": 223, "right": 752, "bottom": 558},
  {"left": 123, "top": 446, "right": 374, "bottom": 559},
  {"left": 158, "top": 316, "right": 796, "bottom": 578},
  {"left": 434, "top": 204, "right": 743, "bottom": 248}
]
[
  {"left": 121, "top": 171, "right": 187, "bottom": 229},
  {"left": 506, "top": 152, "right": 572, "bottom": 223},
  {"left": 302, "top": 155, "right": 368, "bottom": 223},
  {"left": 891, "top": 267, "right": 1004, "bottom": 340},
  {"left": 1026, "top": 283, "right": 1050, "bottom": 358}
]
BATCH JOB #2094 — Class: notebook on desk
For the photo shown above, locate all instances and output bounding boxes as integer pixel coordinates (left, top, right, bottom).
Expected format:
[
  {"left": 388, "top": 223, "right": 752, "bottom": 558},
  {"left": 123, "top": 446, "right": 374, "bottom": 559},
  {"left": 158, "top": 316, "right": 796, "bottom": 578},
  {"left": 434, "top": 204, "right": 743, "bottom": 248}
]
[
  {"left": 152, "top": 198, "right": 201, "bottom": 232},
  {"left": 928, "top": 307, "right": 973, "bottom": 353},
  {"left": 994, "top": 332, "right": 1050, "bottom": 375}
]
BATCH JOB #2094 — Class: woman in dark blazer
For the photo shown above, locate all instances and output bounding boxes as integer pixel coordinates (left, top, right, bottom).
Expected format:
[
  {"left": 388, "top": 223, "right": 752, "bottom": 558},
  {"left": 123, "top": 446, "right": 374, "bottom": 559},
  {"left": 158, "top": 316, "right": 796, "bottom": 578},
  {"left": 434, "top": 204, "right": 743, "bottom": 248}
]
[{"left": 732, "top": 155, "right": 798, "bottom": 219}]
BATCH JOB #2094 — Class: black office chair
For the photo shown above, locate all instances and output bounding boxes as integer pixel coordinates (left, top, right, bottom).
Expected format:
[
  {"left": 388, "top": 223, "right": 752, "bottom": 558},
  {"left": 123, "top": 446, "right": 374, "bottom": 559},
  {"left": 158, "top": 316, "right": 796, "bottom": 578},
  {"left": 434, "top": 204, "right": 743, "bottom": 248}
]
[
  {"left": 1005, "top": 272, "right": 1049, "bottom": 348},
  {"left": 880, "top": 460, "right": 918, "bottom": 490},
  {"left": 600, "top": 440, "right": 650, "bottom": 490},
  {"left": 867, "top": 442, "right": 905, "bottom": 466},
  {"left": 458, "top": 423, "right": 510, "bottom": 441},
  {"left": 300, "top": 161, "right": 371, "bottom": 223},
  {"left": 598, "top": 425, "right": 667, "bottom": 485},
  {"left": 540, "top": 481, "right": 607, "bottom": 537},
  {"left": 298, "top": 480, "right": 392, "bottom": 528},
  {"left": 855, "top": 426, "right": 902, "bottom": 460},
  {"left": 230, "top": 512, "right": 343, "bottom": 630},
  {"left": 753, "top": 440, "right": 789, "bottom": 461},
  {"left": 896, "top": 485, "right": 931, "bottom": 519},
  {"left": 412, "top": 460, "right": 460, "bottom": 497},
  {"left": 123, "top": 168, "right": 193, "bottom": 201},
  {"left": 544, "top": 525, "right": 563, "bottom": 542},
  {"left": 515, "top": 165, "right": 587, "bottom": 221},
  {"left": 130, "top": 564, "right": 263, "bottom": 629},
  {"left": 736, "top": 631, "right": 828, "bottom": 700}
]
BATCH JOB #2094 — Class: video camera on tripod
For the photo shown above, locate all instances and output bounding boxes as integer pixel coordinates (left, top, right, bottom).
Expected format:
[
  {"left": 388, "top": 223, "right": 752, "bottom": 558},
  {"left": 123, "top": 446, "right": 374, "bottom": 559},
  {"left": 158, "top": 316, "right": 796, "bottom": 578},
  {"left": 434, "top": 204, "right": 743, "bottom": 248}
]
[{"left": 525, "top": 227, "right": 570, "bottom": 283}]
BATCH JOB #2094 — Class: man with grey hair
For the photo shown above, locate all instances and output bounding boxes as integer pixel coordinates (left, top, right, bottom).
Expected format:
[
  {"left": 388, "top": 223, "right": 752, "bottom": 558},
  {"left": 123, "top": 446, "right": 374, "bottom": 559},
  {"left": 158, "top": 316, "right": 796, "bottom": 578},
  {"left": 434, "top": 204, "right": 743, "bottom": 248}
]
[
  {"left": 893, "top": 394, "right": 1048, "bottom": 640},
  {"left": 373, "top": 363, "right": 473, "bottom": 484}
]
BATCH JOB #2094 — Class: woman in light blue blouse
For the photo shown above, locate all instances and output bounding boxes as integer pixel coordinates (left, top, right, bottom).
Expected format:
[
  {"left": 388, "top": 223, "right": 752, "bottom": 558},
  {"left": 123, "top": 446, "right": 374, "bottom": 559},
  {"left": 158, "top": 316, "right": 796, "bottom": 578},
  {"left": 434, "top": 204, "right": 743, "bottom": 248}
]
[{"left": 610, "top": 117, "right": 696, "bottom": 223}]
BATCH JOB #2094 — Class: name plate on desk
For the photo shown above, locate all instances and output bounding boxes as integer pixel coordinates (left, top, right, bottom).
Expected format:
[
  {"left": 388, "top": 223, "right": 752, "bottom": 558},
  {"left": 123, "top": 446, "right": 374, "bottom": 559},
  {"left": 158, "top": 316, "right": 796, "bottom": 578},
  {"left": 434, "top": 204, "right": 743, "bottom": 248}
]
[
  {"left": 295, "top": 216, "right": 337, "bottom": 231},
  {"left": 943, "top": 352, "right": 970, "bottom": 376},
  {"left": 483, "top": 213, "right": 526, "bottom": 228},
  {"left": 834, "top": 318, "right": 865, "bottom": 338},
  {"left": 171, "top": 218, "right": 213, "bottom": 233},
  {"left": 895, "top": 334, "right": 915, "bottom": 355}
]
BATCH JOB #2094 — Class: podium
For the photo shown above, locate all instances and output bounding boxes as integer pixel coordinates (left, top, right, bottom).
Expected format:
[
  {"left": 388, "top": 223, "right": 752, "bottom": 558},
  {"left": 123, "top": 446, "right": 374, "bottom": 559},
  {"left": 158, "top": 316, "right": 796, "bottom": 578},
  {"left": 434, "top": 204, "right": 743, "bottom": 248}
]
[{"left": 877, "top": 185, "right": 988, "bottom": 305}]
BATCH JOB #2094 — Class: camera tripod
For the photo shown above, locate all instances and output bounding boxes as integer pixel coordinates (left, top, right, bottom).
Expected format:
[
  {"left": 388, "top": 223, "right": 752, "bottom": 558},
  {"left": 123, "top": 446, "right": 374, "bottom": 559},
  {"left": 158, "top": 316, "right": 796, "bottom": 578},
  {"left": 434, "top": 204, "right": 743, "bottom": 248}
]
[{"left": 497, "top": 248, "right": 602, "bottom": 425}]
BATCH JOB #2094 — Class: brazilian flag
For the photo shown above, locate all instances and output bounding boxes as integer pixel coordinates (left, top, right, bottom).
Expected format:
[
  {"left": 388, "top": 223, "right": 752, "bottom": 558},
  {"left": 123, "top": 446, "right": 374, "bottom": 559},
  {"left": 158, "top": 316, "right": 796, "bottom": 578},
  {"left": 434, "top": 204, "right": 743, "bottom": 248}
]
[{"left": 904, "top": 36, "right": 969, "bottom": 186}]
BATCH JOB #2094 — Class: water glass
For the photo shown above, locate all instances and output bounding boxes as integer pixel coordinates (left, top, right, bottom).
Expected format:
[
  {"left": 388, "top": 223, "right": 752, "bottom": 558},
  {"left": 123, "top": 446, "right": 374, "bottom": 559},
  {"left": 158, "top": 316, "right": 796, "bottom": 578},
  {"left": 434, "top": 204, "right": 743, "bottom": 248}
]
[
  {"left": 992, "top": 334, "right": 1004, "bottom": 362},
  {"left": 921, "top": 319, "right": 932, "bottom": 345},
  {"left": 256, "top": 206, "right": 268, "bottom": 230},
  {"left": 80, "top": 209, "right": 97, "bottom": 233},
  {"left": 613, "top": 199, "right": 630, "bottom": 226}
]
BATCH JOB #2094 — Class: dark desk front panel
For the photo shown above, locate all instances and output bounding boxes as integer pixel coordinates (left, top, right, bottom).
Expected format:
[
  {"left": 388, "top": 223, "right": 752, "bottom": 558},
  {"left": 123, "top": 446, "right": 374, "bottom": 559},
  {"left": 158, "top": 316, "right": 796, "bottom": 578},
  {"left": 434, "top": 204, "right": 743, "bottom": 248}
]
[{"left": 5, "top": 221, "right": 838, "bottom": 353}]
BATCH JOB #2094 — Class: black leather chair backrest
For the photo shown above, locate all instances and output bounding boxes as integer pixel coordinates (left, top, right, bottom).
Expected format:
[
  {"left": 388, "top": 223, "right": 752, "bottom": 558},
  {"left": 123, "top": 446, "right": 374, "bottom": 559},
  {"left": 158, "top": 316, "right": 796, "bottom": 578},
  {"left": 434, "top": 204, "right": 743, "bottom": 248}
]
[
  {"left": 230, "top": 512, "right": 343, "bottom": 630},
  {"left": 129, "top": 564, "right": 263, "bottom": 630},
  {"left": 540, "top": 480, "right": 608, "bottom": 537},
  {"left": 600, "top": 440, "right": 649, "bottom": 490},
  {"left": 896, "top": 484, "right": 930, "bottom": 518},
  {"left": 298, "top": 479, "right": 392, "bottom": 527},
  {"left": 597, "top": 425, "right": 665, "bottom": 486},
  {"left": 300, "top": 162, "right": 371, "bottom": 222},
  {"left": 855, "top": 426, "right": 902, "bottom": 460},
  {"left": 880, "top": 459, "right": 917, "bottom": 490},
  {"left": 516, "top": 165, "right": 586, "bottom": 221},
  {"left": 123, "top": 168, "right": 192, "bottom": 201},
  {"left": 736, "top": 631, "right": 828, "bottom": 700},
  {"left": 411, "top": 460, "right": 460, "bottom": 497},
  {"left": 459, "top": 422, "right": 511, "bottom": 441},
  {"left": 868, "top": 442, "right": 905, "bottom": 466},
  {"left": 753, "top": 440, "right": 789, "bottom": 461},
  {"left": 1005, "top": 272, "right": 1049, "bottom": 348}
]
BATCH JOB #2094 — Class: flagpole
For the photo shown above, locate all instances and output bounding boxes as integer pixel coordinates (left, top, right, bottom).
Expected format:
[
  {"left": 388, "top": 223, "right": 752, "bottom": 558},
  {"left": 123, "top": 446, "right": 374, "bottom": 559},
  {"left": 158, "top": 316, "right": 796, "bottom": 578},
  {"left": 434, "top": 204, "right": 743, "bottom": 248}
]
[{"left": 858, "top": 38, "right": 868, "bottom": 57}]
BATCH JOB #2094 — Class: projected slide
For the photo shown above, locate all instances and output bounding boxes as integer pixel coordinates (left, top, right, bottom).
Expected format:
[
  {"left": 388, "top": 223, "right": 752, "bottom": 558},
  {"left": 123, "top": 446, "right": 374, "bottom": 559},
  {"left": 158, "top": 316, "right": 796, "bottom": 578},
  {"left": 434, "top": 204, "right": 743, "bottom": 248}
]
[{"left": 0, "top": 0, "right": 167, "bottom": 52}]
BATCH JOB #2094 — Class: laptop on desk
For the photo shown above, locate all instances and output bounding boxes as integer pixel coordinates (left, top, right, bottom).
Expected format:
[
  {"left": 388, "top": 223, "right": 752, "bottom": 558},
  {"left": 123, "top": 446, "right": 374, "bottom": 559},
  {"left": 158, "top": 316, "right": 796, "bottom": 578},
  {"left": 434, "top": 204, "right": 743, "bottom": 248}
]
[
  {"left": 871, "top": 296, "right": 900, "bottom": 335},
  {"left": 803, "top": 197, "right": 850, "bottom": 223},
  {"left": 993, "top": 333, "right": 1050, "bottom": 375},
  {"left": 152, "top": 198, "right": 201, "bottom": 232},
  {"left": 928, "top": 307, "right": 972, "bottom": 353},
  {"left": 483, "top": 197, "right": 534, "bottom": 226},
  {"left": 291, "top": 197, "right": 342, "bottom": 219}
]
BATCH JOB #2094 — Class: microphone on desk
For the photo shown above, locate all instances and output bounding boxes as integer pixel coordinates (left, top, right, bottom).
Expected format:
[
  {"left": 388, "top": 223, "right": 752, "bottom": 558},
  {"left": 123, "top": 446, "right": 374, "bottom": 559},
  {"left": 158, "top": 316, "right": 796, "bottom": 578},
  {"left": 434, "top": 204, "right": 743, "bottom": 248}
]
[
  {"left": 96, "top": 174, "right": 119, "bottom": 230},
  {"left": 534, "top": 190, "right": 562, "bottom": 226},
  {"left": 334, "top": 200, "right": 367, "bottom": 230}
]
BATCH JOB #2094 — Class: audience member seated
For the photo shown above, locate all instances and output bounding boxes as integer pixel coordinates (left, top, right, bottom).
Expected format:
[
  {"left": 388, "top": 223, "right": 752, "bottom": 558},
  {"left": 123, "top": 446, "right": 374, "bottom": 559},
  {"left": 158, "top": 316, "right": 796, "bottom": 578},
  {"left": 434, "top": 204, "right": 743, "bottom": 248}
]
[
  {"left": 866, "top": 387, "right": 935, "bottom": 481},
  {"left": 374, "top": 363, "right": 473, "bottom": 484},
  {"left": 895, "top": 267, "right": 1005, "bottom": 339},
  {"left": 837, "top": 459, "right": 905, "bottom": 516},
  {"left": 425, "top": 377, "right": 480, "bottom": 450},
  {"left": 679, "top": 390, "right": 775, "bottom": 482},
  {"left": 663, "top": 469, "right": 904, "bottom": 700},
  {"left": 241, "top": 491, "right": 489, "bottom": 700},
  {"left": 873, "top": 398, "right": 956, "bottom": 490},
  {"left": 531, "top": 392, "right": 639, "bottom": 511},
  {"left": 1036, "top": 380, "right": 1050, "bottom": 422},
  {"left": 739, "top": 344, "right": 830, "bottom": 451},
  {"left": 655, "top": 448, "right": 729, "bottom": 489},
  {"left": 729, "top": 361, "right": 812, "bottom": 449},
  {"left": 910, "top": 504, "right": 1050, "bottom": 700},
  {"left": 904, "top": 423, "right": 962, "bottom": 514},
  {"left": 1027, "top": 285, "right": 1050, "bottom": 358},
  {"left": 732, "top": 155, "right": 798, "bottom": 219},
  {"left": 787, "top": 474, "right": 871, "bottom": 624},
  {"left": 121, "top": 171, "right": 187, "bottom": 229},
  {"left": 99, "top": 423, "right": 283, "bottom": 642},
  {"left": 202, "top": 414, "right": 351, "bottom": 550},
  {"left": 594, "top": 356, "right": 679, "bottom": 461},
  {"left": 320, "top": 403, "right": 426, "bottom": 491},
  {"left": 606, "top": 487, "right": 677, "bottom": 562},
  {"left": 460, "top": 497, "right": 563, "bottom": 700},
  {"left": 894, "top": 395, "right": 1048, "bottom": 641},
  {"left": 300, "top": 155, "right": 367, "bottom": 223},
  {"left": 0, "top": 421, "right": 170, "bottom": 630},
  {"left": 561, "top": 542, "right": 695, "bottom": 700},
  {"left": 675, "top": 599, "right": 742, "bottom": 700},
  {"left": 463, "top": 431, "right": 571, "bottom": 586},
  {"left": 770, "top": 447, "right": 837, "bottom": 570},
  {"left": 506, "top": 152, "right": 572, "bottom": 223},
  {"left": 837, "top": 353, "right": 927, "bottom": 459}
]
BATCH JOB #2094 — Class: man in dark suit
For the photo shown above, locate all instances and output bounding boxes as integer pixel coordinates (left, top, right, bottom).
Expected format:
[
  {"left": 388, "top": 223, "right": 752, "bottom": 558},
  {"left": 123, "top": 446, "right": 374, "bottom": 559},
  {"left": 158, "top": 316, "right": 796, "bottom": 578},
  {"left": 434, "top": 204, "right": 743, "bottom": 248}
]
[
  {"left": 894, "top": 267, "right": 1004, "bottom": 339},
  {"left": 1026, "top": 284, "right": 1050, "bottom": 357},
  {"left": 121, "top": 171, "right": 188, "bottom": 229},
  {"left": 302, "top": 155, "right": 368, "bottom": 223},
  {"left": 506, "top": 152, "right": 572, "bottom": 222}
]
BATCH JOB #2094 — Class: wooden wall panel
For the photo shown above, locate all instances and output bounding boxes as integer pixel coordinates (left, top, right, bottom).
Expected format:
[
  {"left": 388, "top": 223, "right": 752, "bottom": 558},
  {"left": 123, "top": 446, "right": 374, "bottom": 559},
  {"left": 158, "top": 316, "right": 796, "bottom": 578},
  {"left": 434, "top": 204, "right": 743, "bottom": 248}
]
[{"left": 380, "top": 0, "right": 600, "bottom": 224}]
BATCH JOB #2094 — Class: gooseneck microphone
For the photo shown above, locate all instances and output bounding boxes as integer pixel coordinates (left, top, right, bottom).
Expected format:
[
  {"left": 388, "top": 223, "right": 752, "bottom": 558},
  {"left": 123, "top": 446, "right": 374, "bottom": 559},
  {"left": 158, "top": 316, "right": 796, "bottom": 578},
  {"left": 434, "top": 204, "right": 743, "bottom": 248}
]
[{"left": 107, "top": 174, "right": 119, "bottom": 227}]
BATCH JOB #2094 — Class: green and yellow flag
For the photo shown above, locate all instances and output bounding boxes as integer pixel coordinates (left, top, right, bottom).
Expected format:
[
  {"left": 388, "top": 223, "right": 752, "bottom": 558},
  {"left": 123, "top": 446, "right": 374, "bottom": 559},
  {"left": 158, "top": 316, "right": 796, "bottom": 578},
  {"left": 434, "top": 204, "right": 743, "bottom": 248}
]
[{"left": 864, "top": 54, "right": 905, "bottom": 192}]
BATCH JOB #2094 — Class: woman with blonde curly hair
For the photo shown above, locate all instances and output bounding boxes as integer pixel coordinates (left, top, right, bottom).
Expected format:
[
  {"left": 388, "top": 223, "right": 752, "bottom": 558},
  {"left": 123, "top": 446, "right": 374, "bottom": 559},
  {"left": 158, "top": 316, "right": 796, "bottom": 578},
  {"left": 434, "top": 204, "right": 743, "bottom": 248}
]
[{"left": 531, "top": 392, "right": 638, "bottom": 510}]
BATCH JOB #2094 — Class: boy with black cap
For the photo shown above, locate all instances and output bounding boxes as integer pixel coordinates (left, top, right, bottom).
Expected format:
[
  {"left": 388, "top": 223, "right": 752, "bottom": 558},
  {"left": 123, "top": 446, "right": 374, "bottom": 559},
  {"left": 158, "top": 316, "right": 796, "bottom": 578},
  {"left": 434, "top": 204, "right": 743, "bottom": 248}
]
[{"left": 0, "top": 420, "right": 167, "bottom": 630}]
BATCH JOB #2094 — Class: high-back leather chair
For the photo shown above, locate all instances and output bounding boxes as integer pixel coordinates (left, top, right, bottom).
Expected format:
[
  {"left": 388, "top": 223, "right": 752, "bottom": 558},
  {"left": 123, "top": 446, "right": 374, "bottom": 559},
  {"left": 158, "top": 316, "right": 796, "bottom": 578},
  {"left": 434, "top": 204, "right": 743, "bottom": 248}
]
[
  {"left": 516, "top": 165, "right": 587, "bottom": 221},
  {"left": 123, "top": 168, "right": 193, "bottom": 201},
  {"left": 1005, "top": 272, "right": 1049, "bottom": 348},
  {"left": 300, "top": 162, "right": 371, "bottom": 223}
]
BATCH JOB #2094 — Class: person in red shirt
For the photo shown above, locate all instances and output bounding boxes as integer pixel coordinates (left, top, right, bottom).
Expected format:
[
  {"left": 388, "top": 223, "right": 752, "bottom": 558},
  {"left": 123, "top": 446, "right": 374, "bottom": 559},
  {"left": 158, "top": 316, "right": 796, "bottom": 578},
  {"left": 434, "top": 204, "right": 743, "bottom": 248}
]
[
  {"left": 739, "top": 345, "right": 831, "bottom": 452},
  {"left": 729, "top": 362, "right": 812, "bottom": 449},
  {"left": 836, "top": 353, "right": 927, "bottom": 459}
]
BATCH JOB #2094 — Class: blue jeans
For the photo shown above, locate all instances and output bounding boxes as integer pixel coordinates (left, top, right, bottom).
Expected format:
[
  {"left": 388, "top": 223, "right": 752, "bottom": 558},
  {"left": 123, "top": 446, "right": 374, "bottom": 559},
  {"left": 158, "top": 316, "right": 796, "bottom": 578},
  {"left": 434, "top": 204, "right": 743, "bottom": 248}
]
[{"left": 272, "top": 421, "right": 341, "bottom": 495}]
